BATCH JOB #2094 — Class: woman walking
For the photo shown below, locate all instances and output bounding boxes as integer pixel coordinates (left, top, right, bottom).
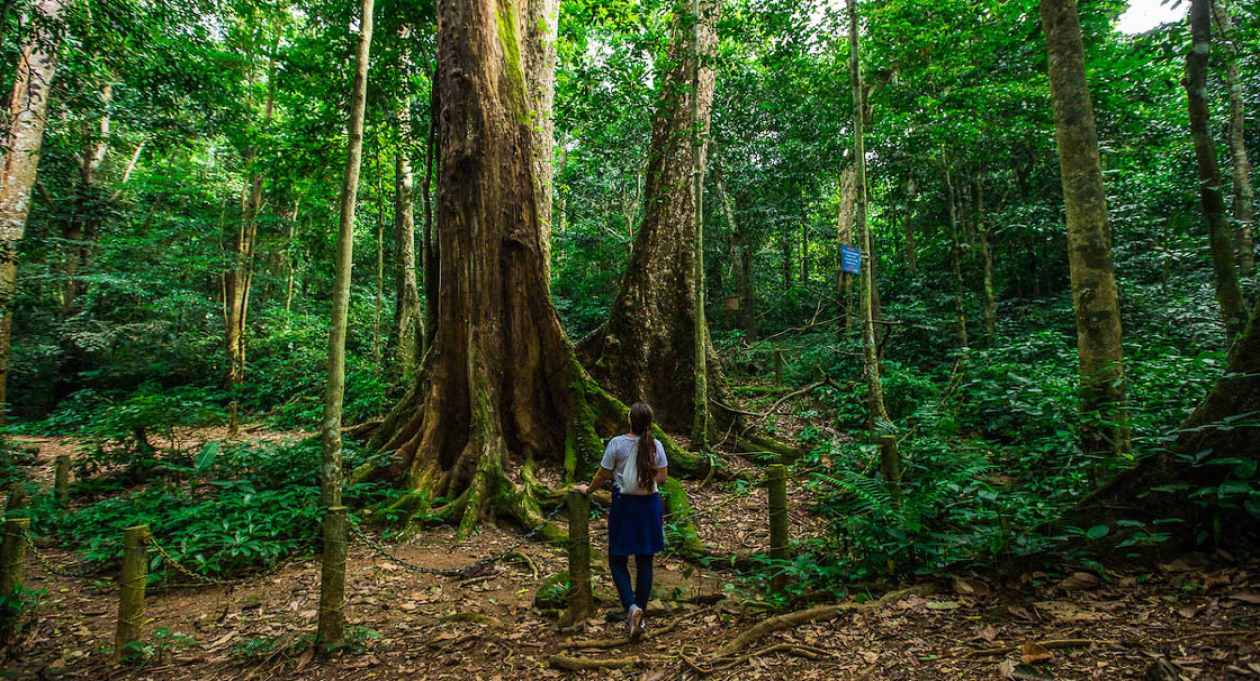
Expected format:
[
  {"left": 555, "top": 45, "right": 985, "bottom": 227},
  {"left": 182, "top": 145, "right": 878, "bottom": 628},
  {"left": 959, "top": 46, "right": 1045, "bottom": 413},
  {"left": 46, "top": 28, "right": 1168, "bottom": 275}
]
[{"left": 573, "top": 401, "right": 668, "bottom": 640}]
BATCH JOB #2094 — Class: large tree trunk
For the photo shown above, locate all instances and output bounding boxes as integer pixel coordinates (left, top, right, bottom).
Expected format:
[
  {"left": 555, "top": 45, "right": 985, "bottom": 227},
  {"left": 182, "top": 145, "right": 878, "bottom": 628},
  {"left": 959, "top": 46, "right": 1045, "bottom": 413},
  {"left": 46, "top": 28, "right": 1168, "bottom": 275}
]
[
  {"left": 1211, "top": 0, "right": 1255, "bottom": 277},
  {"left": 0, "top": 0, "right": 67, "bottom": 423},
  {"left": 394, "top": 108, "right": 424, "bottom": 378},
  {"left": 525, "top": 0, "right": 557, "bottom": 283},
  {"left": 1186, "top": 0, "right": 1247, "bottom": 341},
  {"left": 363, "top": 0, "right": 708, "bottom": 541},
  {"left": 576, "top": 0, "right": 733, "bottom": 436},
  {"left": 1040, "top": 0, "right": 1130, "bottom": 458}
]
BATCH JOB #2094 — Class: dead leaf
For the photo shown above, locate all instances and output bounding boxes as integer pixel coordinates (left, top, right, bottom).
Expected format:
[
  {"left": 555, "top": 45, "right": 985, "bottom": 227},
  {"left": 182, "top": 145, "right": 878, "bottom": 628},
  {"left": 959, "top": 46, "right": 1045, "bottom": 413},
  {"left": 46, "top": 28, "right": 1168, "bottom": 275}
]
[
  {"left": 1021, "top": 642, "right": 1052, "bottom": 665},
  {"left": 293, "top": 645, "right": 314, "bottom": 671},
  {"left": 977, "top": 624, "right": 999, "bottom": 642},
  {"left": 1230, "top": 592, "right": 1260, "bottom": 604},
  {"left": 1176, "top": 603, "right": 1203, "bottom": 619},
  {"left": 999, "top": 659, "right": 1018, "bottom": 679},
  {"left": 1059, "top": 572, "right": 1100, "bottom": 591}
]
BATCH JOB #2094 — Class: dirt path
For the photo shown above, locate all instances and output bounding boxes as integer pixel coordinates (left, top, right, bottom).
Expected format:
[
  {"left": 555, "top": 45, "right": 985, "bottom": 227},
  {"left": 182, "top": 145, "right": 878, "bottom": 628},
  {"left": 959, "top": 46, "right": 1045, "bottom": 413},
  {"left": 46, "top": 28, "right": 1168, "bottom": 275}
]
[{"left": 1, "top": 437, "right": 1257, "bottom": 680}]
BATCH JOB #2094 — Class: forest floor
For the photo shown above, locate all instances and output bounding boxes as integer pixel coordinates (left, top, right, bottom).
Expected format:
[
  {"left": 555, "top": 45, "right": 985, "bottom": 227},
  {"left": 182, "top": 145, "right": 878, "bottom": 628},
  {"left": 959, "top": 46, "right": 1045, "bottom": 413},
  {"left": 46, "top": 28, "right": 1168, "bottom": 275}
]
[{"left": 1, "top": 431, "right": 1258, "bottom": 681}]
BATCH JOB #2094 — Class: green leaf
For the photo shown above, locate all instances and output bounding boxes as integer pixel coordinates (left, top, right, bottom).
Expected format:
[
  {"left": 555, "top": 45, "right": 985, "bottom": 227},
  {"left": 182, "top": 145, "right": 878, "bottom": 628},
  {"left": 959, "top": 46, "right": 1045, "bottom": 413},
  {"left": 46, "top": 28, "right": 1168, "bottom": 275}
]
[
  {"left": 1085, "top": 525, "right": 1109, "bottom": 540},
  {"left": 195, "top": 441, "right": 221, "bottom": 471}
]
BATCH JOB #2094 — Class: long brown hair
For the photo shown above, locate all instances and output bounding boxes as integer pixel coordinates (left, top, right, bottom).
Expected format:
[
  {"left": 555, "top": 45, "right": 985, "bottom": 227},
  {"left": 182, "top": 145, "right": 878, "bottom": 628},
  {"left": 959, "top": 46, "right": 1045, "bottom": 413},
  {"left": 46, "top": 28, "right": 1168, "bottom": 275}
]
[{"left": 629, "top": 402, "right": 658, "bottom": 490}]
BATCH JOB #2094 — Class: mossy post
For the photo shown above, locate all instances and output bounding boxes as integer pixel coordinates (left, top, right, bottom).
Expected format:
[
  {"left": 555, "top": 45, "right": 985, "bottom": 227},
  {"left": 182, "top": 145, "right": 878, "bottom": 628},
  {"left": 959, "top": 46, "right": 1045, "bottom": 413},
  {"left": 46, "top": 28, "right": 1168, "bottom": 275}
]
[
  {"left": 563, "top": 491, "right": 595, "bottom": 624},
  {"left": 767, "top": 464, "right": 789, "bottom": 593},
  {"left": 0, "top": 517, "right": 29, "bottom": 596},
  {"left": 4, "top": 483, "right": 25, "bottom": 516},
  {"left": 227, "top": 401, "right": 240, "bottom": 439},
  {"left": 54, "top": 455, "right": 70, "bottom": 503},
  {"left": 114, "top": 524, "right": 149, "bottom": 662},
  {"left": 317, "top": 506, "right": 348, "bottom": 648}
]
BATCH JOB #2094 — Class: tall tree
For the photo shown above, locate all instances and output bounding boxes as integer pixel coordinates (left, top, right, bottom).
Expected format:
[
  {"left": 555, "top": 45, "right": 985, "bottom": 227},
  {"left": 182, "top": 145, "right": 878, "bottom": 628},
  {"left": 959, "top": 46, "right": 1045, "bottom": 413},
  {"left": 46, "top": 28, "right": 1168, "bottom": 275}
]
[
  {"left": 689, "top": 0, "right": 709, "bottom": 447},
  {"left": 576, "top": 0, "right": 731, "bottom": 435},
  {"left": 1039, "top": 0, "right": 1130, "bottom": 457},
  {"left": 1210, "top": 0, "right": 1254, "bottom": 277},
  {"left": 1186, "top": 0, "right": 1247, "bottom": 340},
  {"left": 394, "top": 107, "right": 424, "bottom": 377},
  {"left": 224, "top": 18, "right": 278, "bottom": 388},
  {"left": 848, "top": 0, "right": 896, "bottom": 477},
  {"left": 0, "top": 0, "right": 69, "bottom": 423},
  {"left": 362, "top": 0, "right": 709, "bottom": 540}
]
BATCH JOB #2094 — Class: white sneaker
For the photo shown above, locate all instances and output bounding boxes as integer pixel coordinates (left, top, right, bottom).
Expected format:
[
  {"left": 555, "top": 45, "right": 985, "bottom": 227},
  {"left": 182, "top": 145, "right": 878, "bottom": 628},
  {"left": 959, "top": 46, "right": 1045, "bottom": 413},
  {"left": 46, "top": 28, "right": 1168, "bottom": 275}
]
[{"left": 628, "top": 605, "right": 644, "bottom": 641}]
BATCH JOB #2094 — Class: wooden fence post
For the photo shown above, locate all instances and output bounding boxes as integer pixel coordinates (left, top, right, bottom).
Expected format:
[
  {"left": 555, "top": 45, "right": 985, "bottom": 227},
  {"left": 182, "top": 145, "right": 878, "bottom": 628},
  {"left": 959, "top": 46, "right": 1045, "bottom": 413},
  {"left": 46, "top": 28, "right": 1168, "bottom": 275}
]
[
  {"left": 4, "top": 483, "right": 25, "bottom": 516},
  {"left": 227, "top": 401, "right": 240, "bottom": 439},
  {"left": 1, "top": 518, "right": 29, "bottom": 595},
  {"left": 115, "top": 525, "right": 149, "bottom": 662},
  {"left": 317, "top": 506, "right": 348, "bottom": 648},
  {"left": 767, "top": 464, "right": 789, "bottom": 593},
  {"left": 563, "top": 491, "right": 595, "bottom": 625},
  {"left": 54, "top": 455, "right": 70, "bottom": 502}
]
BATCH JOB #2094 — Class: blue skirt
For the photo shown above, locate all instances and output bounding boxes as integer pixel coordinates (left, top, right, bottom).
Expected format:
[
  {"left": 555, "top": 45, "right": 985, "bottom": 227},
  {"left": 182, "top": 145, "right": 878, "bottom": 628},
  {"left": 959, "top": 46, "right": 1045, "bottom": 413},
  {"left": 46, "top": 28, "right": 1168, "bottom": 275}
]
[{"left": 608, "top": 490, "right": 664, "bottom": 557}]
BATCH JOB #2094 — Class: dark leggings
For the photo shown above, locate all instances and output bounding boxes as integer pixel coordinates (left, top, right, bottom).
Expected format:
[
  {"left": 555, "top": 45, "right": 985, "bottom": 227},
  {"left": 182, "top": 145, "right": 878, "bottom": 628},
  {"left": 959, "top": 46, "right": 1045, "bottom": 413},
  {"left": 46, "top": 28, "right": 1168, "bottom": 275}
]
[{"left": 609, "top": 553, "right": 653, "bottom": 611}]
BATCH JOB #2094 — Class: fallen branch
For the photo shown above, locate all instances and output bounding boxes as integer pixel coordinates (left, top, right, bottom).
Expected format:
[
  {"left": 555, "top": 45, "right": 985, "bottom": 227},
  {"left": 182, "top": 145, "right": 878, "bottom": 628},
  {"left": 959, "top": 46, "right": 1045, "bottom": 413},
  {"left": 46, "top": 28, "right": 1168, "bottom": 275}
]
[
  {"left": 714, "top": 585, "right": 933, "bottom": 658},
  {"left": 506, "top": 550, "right": 539, "bottom": 580}
]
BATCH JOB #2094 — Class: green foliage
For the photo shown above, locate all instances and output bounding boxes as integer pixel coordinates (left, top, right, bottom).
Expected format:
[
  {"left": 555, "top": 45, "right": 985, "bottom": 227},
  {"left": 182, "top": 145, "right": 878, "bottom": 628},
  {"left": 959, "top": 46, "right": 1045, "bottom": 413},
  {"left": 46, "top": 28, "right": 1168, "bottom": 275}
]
[{"left": 0, "top": 586, "right": 45, "bottom": 636}]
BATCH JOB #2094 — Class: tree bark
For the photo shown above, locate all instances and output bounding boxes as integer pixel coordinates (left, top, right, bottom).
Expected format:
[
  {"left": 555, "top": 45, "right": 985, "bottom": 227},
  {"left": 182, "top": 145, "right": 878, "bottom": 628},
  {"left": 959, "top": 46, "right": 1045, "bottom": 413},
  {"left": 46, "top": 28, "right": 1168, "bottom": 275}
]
[
  {"left": 903, "top": 177, "right": 918, "bottom": 272},
  {"left": 395, "top": 108, "right": 424, "bottom": 378},
  {"left": 361, "top": 0, "right": 710, "bottom": 541},
  {"left": 422, "top": 74, "right": 439, "bottom": 352},
  {"left": 63, "top": 80, "right": 112, "bottom": 316},
  {"left": 1211, "top": 0, "right": 1255, "bottom": 277},
  {"left": 576, "top": 0, "right": 732, "bottom": 436},
  {"left": 1040, "top": 0, "right": 1131, "bottom": 457},
  {"left": 836, "top": 163, "right": 857, "bottom": 338},
  {"left": 525, "top": 0, "right": 557, "bottom": 283},
  {"left": 0, "top": 0, "right": 67, "bottom": 423},
  {"left": 1186, "top": 0, "right": 1247, "bottom": 341},
  {"left": 849, "top": 0, "right": 895, "bottom": 461},
  {"left": 321, "top": 0, "right": 374, "bottom": 509},
  {"left": 689, "top": 0, "right": 709, "bottom": 447}
]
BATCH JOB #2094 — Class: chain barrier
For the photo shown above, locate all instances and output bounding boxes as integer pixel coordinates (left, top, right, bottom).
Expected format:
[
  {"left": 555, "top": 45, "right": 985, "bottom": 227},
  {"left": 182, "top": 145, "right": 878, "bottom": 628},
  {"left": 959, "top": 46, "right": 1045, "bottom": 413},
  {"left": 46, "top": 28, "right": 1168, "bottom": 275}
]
[
  {"left": 145, "top": 532, "right": 319, "bottom": 587},
  {"left": 23, "top": 531, "right": 101, "bottom": 579},
  {"left": 349, "top": 500, "right": 567, "bottom": 579}
]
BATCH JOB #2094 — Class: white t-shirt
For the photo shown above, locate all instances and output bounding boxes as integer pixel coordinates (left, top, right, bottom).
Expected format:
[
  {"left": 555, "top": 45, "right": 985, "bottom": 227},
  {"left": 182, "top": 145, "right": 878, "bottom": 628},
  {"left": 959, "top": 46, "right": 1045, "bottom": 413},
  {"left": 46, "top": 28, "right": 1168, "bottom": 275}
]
[{"left": 600, "top": 434, "right": 668, "bottom": 494}]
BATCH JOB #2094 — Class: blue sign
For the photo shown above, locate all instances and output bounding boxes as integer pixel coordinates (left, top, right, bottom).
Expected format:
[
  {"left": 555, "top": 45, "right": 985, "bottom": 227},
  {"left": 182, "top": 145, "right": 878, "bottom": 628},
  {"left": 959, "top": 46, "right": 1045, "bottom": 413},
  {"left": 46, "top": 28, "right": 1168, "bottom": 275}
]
[{"left": 841, "top": 244, "right": 861, "bottom": 274}]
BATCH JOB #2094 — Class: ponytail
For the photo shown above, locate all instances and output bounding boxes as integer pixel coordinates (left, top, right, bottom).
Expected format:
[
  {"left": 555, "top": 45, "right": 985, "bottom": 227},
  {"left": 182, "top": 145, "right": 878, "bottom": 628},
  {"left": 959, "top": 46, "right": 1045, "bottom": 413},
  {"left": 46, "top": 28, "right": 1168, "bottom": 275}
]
[{"left": 629, "top": 402, "right": 658, "bottom": 490}]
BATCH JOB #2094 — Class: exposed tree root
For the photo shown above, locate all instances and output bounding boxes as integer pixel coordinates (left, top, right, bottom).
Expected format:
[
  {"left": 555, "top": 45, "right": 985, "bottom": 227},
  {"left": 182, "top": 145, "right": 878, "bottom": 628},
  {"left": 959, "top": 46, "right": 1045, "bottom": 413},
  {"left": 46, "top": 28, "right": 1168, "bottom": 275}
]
[
  {"left": 714, "top": 585, "right": 934, "bottom": 658},
  {"left": 681, "top": 642, "right": 832, "bottom": 674},
  {"left": 546, "top": 654, "right": 639, "bottom": 670},
  {"left": 559, "top": 606, "right": 710, "bottom": 649}
]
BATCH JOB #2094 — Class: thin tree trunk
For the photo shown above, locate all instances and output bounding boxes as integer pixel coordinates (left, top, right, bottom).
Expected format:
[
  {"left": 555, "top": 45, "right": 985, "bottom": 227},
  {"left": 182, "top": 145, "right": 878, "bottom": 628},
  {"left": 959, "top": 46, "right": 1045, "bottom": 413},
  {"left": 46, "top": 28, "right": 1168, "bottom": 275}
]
[
  {"left": 976, "top": 178, "right": 996, "bottom": 343},
  {"left": 1186, "top": 0, "right": 1247, "bottom": 340},
  {"left": 0, "top": 0, "right": 67, "bottom": 423},
  {"left": 1040, "top": 0, "right": 1131, "bottom": 458},
  {"left": 1211, "top": 0, "right": 1254, "bottom": 277},
  {"left": 64, "top": 80, "right": 112, "bottom": 316},
  {"left": 225, "top": 42, "right": 277, "bottom": 388},
  {"left": 849, "top": 0, "right": 894, "bottom": 460},
  {"left": 690, "top": 0, "right": 708, "bottom": 448},
  {"left": 321, "top": 0, "right": 374, "bottom": 509},
  {"left": 716, "top": 168, "right": 755, "bottom": 342},
  {"left": 903, "top": 176, "right": 918, "bottom": 272},
  {"left": 836, "top": 163, "right": 857, "bottom": 338},
  {"left": 373, "top": 139, "right": 385, "bottom": 374},
  {"left": 284, "top": 201, "right": 300, "bottom": 318},
  {"left": 395, "top": 108, "right": 423, "bottom": 377},
  {"left": 943, "top": 160, "right": 968, "bottom": 350}
]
